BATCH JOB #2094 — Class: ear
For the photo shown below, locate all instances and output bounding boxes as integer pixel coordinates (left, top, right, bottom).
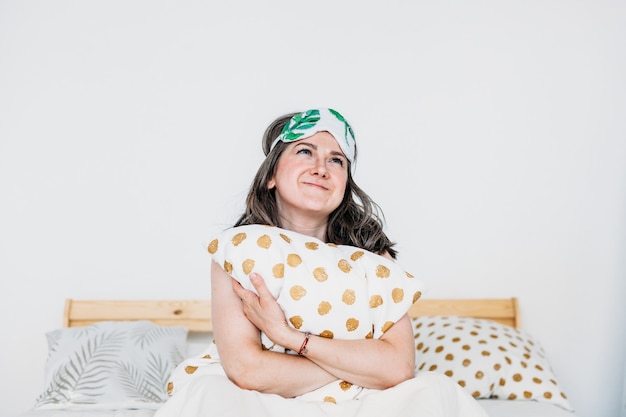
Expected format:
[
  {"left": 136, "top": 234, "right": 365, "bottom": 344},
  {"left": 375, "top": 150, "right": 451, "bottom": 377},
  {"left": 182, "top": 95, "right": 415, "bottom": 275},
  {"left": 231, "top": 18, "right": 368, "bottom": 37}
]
[{"left": 267, "top": 177, "right": 276, "bottom": 190}]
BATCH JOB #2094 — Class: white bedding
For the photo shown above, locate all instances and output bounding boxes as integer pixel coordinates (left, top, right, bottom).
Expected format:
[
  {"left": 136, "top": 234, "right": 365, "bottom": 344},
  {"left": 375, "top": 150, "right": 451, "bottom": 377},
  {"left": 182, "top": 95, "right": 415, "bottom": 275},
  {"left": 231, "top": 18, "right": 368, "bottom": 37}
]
[
  {"left": 154, "top": 372, "right": 488, "bottom": 417},
  {"left": 478, "top": 399, "right": 576, "bottom": 417},
  {"left": 18, "top": 410, "right": 155, "bottom": 417},
  {"left": 18, "top": 399, "right": 576, "bottom": 417}
]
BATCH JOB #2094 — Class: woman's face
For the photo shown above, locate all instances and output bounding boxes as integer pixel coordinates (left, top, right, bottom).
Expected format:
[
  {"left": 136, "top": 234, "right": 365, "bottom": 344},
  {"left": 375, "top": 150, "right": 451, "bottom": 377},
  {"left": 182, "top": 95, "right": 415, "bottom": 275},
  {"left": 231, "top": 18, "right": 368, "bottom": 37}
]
[{"left": 268, "top": 131, "right": 349, "bottom": 223}]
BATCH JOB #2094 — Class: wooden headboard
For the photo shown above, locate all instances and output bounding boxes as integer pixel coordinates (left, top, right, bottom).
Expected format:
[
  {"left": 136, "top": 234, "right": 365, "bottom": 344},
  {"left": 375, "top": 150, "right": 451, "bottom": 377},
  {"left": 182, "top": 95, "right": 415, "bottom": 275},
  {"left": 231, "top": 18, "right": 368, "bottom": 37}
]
[{"left": 64, "top": 297, "right": 520, "bottom": 331}]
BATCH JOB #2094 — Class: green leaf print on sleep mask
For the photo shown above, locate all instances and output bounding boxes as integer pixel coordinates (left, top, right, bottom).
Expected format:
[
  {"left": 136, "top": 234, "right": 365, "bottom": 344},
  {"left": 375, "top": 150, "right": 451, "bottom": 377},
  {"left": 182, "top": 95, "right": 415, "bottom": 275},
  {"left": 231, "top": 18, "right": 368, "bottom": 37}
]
[{"left": 270, "top": 108, "right": 356, "bottom": 164}]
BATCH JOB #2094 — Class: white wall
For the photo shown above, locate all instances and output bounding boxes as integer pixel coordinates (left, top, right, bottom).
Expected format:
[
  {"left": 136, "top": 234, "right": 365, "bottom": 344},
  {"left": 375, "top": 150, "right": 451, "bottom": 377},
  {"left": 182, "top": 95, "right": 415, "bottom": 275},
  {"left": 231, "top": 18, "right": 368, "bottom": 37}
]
[{"left": 1, "top": 1, "right": 625, "bottom": 416}]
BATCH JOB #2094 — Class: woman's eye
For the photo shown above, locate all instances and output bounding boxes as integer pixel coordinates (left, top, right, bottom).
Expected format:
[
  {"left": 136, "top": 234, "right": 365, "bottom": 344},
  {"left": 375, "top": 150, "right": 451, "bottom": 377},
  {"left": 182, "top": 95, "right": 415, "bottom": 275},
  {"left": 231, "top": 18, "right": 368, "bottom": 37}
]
[
  {"left": 296, "top": 148, "right": 312, "bottom": 155},
  {"left": 330, "top": 157, "right": 345, "bottom": 167}
]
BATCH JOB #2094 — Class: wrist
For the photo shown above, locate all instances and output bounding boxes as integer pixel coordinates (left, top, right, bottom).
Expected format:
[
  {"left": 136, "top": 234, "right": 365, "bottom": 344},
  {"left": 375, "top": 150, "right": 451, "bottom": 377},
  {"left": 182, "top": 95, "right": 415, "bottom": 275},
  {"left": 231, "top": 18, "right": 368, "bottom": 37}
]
[
  {"left": 268, "top": 321, "right": 300, "bottom": 350},
  {"left": 278, "top": 326, "right": 312, "bottom": 354},
  {"left": 298, "top": 332, "right": 311, "bottom": 355}
]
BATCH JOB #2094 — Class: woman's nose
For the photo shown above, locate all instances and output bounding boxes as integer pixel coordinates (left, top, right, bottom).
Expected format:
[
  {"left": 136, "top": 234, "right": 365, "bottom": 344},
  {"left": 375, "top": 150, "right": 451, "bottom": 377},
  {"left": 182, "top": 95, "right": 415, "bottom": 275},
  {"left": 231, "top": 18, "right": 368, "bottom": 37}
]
[{"left": 311, "top": 160, "right": 328, "bottom": 177}]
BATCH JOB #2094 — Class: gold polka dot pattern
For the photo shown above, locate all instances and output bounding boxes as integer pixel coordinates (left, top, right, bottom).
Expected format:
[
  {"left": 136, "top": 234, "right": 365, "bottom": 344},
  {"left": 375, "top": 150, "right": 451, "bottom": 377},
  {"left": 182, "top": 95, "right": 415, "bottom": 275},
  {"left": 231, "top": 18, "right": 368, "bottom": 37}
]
[
  {"left": 391, "top": 288, "right": 404, "bottom": 303},
  {"left": 232, "top": 232, "right": 246, "bottom": 246},
  {"left": 305, "top": 241, "right": 319, "bottom": 250},
  {"left": 289, "top": 285, "right": 307, "bottom": 300},
  {"left": 412, "top": 315, "right": 572, "bottom": 411},
  {"left": 257, "top": 234, "right": 272, "bottom": 249},
  {"left": 381, "top": 321, "right": 395, "bottom": 333},
  {"left": 376, "top": 265, "right": 390, "bottom": 278},
  {"left": 369, "top": 295, "right": 383, "bottom": 308},
  {"left": 346, "top": 318, "right": 359, "bottom": 332},
  {"left": 339, "top": 381, "right": 353, "bottom": 391},
  {"left": 337, "top": 259, "right": 351, "bottom": 273},
  {"left": 342, "top": 289, "right": 356, "bottom": 305},
  {"left": 272, "top": 263, "right": 284, "bottom": 278},
  {"left": 350, "top": 250, "right": 364, "bottom": 261},
  {"left": 287, "top": 253, "right": 302, "bottom": 267},
  {"left": 313, "top": 267, "right": 328, "bottom": 282},
  {"left": 320, "top": 329, "right": 334, "bottom": 338},
  {"left": 207, "top": 239, "right": 218, "bottom": 254},
  {"left": 242, "top": 259, "right": 255, "bottom": 275},
  {"left": 289, "top": 315, "right": 303, "bottom": 329},
  {"left": 318, "top": 301, "right": 332, "bottom": 315}
]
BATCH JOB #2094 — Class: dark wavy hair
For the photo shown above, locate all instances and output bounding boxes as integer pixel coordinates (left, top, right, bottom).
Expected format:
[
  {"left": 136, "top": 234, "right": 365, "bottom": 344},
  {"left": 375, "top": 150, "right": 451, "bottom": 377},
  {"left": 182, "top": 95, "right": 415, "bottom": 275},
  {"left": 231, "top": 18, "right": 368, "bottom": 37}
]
[{"left": 233, "top": 112, "right": 397, "bottom": 259}]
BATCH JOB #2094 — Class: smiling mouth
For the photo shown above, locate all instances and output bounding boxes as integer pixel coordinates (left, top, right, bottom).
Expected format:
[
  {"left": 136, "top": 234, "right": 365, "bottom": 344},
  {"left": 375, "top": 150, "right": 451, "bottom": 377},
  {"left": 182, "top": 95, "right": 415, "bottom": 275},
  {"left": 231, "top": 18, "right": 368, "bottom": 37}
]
[{"left": 303, "top": 182, "right": 328, "bottom": 191}]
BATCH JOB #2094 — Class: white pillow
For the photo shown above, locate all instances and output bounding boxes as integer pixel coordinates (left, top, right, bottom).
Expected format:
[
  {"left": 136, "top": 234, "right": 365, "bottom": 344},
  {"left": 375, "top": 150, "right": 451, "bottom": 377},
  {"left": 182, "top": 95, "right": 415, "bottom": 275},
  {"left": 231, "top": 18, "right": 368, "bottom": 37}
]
[
  {"left": 208, "top": 224, "right": 423, "bottom": 345},
  {"left": 35, "top": 320, "right": 187, "bottom": 410},
  {"left": 412, "top": 315, "right": 573, "bottom": 411},
  {"left": 204, "top": 224, "right": 424, "bottom": 404}
]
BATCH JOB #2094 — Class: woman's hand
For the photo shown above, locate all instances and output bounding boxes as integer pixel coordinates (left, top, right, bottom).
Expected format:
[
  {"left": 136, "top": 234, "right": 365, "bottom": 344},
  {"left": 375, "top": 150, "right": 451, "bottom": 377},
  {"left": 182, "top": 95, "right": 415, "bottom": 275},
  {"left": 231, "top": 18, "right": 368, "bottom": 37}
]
[{"left": 231, "top": 273, "right": 294, "bottom": 347}]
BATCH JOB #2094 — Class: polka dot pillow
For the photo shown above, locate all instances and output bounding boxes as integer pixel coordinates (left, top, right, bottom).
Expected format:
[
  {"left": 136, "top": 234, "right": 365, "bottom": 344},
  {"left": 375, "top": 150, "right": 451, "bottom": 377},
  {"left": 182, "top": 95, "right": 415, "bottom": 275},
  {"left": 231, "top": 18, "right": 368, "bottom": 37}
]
[
  {"left": 412, "top": 315, "right": 573, "bottom": 411},
  {"left": 208, "top": 224, "right": 423, "bottom": 346}
]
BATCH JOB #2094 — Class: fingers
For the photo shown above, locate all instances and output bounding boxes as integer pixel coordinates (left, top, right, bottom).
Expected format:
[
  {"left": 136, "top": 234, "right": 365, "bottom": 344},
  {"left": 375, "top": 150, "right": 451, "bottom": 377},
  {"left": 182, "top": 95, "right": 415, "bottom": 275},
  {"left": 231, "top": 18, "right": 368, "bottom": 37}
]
[
  {"left": 249, "top": 273, "right": 272, "bottom": 300},
  {"left": 231, "top": 278, "right": 246, "bottom": 298},
  {"left": 231, "top": 273, "right": 272, "bottom": 305}
]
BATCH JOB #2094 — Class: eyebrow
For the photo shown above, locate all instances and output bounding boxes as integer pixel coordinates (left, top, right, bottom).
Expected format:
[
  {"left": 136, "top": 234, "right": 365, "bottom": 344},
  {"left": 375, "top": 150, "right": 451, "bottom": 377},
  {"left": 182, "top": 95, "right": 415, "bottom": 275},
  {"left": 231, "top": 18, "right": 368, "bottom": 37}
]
[{"left": 294, "top": 142, "right": 346, "bottom": 158}]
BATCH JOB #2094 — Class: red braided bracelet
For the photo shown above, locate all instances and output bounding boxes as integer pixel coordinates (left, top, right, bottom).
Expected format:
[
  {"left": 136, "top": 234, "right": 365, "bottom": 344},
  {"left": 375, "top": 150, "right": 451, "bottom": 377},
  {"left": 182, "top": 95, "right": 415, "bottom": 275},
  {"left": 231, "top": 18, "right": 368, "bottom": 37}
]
[{"left": 298, "top": 332, "right": 311, "bottom": 355}]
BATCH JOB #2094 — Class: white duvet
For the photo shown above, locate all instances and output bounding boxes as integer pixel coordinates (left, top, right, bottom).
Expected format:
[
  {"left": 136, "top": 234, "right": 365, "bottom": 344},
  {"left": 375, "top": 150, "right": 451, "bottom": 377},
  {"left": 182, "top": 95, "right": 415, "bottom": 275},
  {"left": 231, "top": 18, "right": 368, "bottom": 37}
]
[
  {"left": 19, "top": 397, "right": 579, "bottom": 417},
  {"left": 154, "top": 371, "right": 488, "bottom": 417}
]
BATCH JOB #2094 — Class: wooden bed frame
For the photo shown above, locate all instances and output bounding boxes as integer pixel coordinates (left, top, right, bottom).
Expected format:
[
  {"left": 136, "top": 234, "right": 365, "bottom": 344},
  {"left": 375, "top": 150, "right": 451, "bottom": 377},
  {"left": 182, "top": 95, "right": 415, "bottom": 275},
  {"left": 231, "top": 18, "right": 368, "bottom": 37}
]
[{"left": 63, "top": 297, "right": 520, "bottom": 331}]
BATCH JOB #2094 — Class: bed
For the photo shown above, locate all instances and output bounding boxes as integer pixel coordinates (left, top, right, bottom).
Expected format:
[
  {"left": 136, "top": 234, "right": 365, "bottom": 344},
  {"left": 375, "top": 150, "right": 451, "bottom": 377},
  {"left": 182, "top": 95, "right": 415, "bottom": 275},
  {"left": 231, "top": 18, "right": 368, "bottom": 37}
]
[{"left": 19, "top": 297, "right": 576, "bottom": 417}]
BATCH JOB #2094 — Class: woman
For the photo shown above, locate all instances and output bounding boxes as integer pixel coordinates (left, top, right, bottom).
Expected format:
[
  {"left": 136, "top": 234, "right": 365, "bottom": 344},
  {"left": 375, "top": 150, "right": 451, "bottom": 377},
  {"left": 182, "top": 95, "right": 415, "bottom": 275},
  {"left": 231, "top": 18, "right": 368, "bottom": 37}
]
[{"left": 155, "top": 108, "right": 487, "bottom": 417}]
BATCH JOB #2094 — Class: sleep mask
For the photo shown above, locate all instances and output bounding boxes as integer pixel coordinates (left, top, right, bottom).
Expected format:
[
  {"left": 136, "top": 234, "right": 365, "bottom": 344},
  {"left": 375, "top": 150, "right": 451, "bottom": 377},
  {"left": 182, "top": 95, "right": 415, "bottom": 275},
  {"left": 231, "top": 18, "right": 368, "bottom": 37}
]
[{"left": 269, "top": 108, "right": 356, "bottom": 164}]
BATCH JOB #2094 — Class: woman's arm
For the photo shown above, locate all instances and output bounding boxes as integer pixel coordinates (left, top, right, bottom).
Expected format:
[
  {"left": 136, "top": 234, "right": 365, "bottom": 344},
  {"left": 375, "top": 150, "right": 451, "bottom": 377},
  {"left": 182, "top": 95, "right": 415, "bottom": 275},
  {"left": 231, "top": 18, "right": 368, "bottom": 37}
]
[
  {"left": 236, "top": 272, "right": 416, "bottom": 390},
  {"left": 296, "top": 314, "right": 415, "bottom": 389},
  {"left": 210, "top": 261, "right": 337, "bottom": 397}
]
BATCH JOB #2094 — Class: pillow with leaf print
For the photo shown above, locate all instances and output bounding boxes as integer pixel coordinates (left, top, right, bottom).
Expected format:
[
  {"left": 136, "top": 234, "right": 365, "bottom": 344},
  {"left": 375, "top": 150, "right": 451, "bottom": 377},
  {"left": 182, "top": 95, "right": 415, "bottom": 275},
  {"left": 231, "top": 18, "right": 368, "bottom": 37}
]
[
  {"left": 34, "top": 320, "right": 187, "bottom": 410},
  {"left": 412, "top": 315, "right": 573, "bottom": 412}
]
